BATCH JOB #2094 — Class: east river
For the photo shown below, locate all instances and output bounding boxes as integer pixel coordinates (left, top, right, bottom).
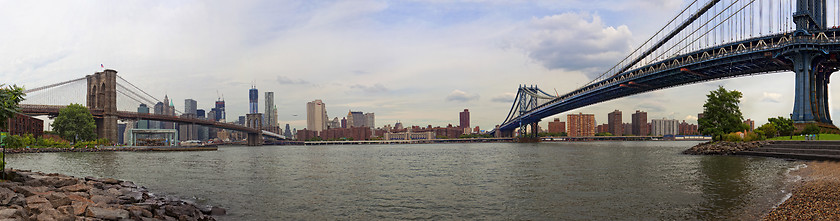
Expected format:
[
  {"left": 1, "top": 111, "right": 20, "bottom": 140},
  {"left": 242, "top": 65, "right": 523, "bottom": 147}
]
[{"left": 6, "top": 141, "right": 801, "bottom": 220}]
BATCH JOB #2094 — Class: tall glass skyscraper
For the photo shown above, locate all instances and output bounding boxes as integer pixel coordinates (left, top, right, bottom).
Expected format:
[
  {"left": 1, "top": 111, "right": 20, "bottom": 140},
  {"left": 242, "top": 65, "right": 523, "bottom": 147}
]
[{"left": 249, "top": 86, "right": 258, "bottom": 114}]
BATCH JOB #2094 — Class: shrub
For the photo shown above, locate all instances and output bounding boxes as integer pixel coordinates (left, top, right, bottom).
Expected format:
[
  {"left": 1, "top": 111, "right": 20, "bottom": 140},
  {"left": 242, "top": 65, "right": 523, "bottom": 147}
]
[
  {"left": 743, "top": 131, "right": 763, "bottom": 141},
  {"left": 802, "top": 124, "right": 821, "bottom": 135},
  {"left": 723, "top": 133, "right": 743, "bottom": 142}
]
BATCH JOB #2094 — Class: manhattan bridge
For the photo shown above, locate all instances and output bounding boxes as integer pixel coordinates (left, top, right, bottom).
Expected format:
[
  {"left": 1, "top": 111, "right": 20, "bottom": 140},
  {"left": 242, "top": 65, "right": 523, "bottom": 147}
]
[{"left": 495, "top": 0, "right": 840, "bottom": 137}]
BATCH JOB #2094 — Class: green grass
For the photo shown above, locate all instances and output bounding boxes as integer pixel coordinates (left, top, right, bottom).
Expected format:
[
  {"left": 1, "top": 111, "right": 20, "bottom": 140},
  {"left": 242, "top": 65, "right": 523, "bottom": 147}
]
[{"left": 768, "top": 133, "right": 840, "bottom": 141}]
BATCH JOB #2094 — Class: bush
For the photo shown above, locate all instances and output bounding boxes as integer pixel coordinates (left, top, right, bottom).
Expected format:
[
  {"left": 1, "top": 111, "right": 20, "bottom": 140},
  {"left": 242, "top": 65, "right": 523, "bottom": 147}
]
[
  {"left": 802, "top": 124, "right": 821, "bottom": 135},
  {"left": 723, "top": 133, "right": 743, "bottom": 142},
  {"left": 743, "top": 131, "right": 763, "bottom": 141}
]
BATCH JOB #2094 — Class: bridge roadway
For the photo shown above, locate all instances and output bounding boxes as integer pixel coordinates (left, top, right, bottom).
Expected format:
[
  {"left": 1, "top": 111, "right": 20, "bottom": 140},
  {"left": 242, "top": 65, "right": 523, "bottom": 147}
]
[
  {"left": 498, "top": 28, "right": 840, "bottom": 132},
  {"left": 20, "top": 104, "right": 281, "bottom": 138}
]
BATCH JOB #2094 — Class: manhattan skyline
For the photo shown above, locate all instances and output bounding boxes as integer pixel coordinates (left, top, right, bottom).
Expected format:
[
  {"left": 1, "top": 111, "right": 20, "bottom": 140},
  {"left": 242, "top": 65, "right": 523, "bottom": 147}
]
[{"left": 2, "top": 0, "right": 828, "bottom": 130}]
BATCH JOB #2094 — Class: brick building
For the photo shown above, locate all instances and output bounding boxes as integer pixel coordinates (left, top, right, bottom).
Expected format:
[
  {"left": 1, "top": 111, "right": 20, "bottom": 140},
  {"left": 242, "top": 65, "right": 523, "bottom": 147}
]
[
  {"left": 631, "top": 110, "right": 648, "bottom": 136},
  {"left": 607, "top": 110, "right": 623, "bottom": 136},
  {"left": 1, "top": 114, "right": 43, "bottom": 137},
  {"left": 567, "top": 113, "right": 595, "bottom": 137},
  {"left": 547, "top": 118, "right": 566, "bottom": 134}
]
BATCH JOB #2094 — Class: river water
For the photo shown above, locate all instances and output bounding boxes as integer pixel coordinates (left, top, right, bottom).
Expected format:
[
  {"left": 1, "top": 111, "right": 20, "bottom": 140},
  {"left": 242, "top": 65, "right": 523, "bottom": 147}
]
[{"left": 6, "top": 141, "right": 800, "bottom": 220}]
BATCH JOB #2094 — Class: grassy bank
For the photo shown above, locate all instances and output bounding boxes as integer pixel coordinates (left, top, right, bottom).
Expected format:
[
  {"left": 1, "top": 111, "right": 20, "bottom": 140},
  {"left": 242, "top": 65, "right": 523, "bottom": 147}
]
[{"left": 768, "top": 134, "right": 840, "bottom": 141}]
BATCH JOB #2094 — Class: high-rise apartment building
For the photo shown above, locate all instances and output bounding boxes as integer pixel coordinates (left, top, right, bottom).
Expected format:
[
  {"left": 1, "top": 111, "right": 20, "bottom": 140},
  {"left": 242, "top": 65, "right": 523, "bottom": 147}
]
[
  {"left": 184, "top": 99, "right": 197, "bottom": 116},
  {"left": 651, "top": 118, "right": 680, "bottom": 136},
  {"left": 265, "top": 92, "right": 275, "bottom": 127},
  {"left": 744, "top": 119, "right": 755, "bottom": 131},
  {"left": 459, "top": 109, "right": 470, "bottom": 129},
  {"left": 249, "top": 86, "right": 258, "bottom": 114},
  {"left": 567, "top": 113, "right": 595, "bottom": 137},
  {"left": 306, "top": 100, "right": 328, "bottom": 131},
  {"left": 548, "top": 118, "right": 566, "bottom": 134},
  {"left": 607, "top": 110, "right": 623, "bottom": 136},
  {"left": 632, "top": 110, "right": 648, "bottom": 136}
]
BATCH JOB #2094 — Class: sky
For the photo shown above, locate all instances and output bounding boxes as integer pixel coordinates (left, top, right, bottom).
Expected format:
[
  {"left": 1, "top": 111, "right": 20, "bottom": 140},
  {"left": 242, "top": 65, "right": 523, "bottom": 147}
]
[{"left": 2, "top": 0, "right": 838, "bottom": 131}]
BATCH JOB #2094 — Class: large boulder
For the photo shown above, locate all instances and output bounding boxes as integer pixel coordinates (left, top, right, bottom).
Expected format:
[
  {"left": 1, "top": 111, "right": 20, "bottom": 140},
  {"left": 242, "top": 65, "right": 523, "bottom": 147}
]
[{"left": 85, "top": 206, "right": 129, "bottom": 220}]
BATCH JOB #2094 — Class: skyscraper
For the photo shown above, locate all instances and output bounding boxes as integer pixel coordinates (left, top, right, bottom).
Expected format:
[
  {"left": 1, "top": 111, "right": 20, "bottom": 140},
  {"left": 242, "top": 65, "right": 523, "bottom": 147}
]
[
  {"left": 459, "top": 109, "right": 470, "bottom": 129},
  {"left": 249, "top": 86, "right": 258, "bottom": 114},
  {"left": 608, "top": 110, "right": 623, "bottom": 136},
  {"left": 265, "top": 92, "right": 275, "bottom": 126},
  {"left": 306, "top": 100, "right": 327, "bottom": 131},
  {"left": 365, "top": 113, "right": 375, "bottom": 130},
  {"left": 213, "top": 98, "right": 225, "bottom": 122},
  {"left": 184, "top": 99, "right": 197, "bottom": 116},
  {"left": 152, "top": 101, "right": 165, "bottom": 129},
  {"left": 632, "top": 110, "right": 648, "bottom": 136},
  {"left": 137, "top": 104, "right": 149, "bottom": 129},
  {"left": 347, "top": 111, "right": 365, "bottom": 128},
  {"left": 284, "top": 124, "right": 293, "bottom": 138}
]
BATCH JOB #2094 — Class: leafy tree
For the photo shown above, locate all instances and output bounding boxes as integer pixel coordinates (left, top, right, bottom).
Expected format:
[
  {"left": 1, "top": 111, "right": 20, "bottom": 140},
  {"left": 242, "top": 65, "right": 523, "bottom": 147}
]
[
  {"left": 595, "top": 132, "right": 613, "bottom": 136},
  {"left": 0, "top": 84, "right": 25, "bottom": 177},
  {"left": 52, "top": 104, "right": 97, "bottom": 143},
  {"left": 756, "top": 123, "right": 778, "bottom": 138},
  {"left": 768, "top": 116, "right": 795, "bottom": 139},
  {"left": 698, "top": 86, "right": 748, "bottom": 141}
]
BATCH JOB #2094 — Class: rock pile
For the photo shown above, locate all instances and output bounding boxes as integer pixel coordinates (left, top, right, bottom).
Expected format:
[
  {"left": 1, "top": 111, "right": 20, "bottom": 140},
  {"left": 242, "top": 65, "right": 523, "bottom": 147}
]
[
  {"left": 0, "top": 169, "right": 224, "bottom": 221},
  {"left": 682, "top": 141, "right": 768, "bottom": 155}
]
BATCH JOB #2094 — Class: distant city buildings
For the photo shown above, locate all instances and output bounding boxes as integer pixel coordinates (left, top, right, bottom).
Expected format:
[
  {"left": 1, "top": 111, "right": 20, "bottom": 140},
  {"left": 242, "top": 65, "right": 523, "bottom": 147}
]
[
  {"left": 249, "top": 86, "right": 258, "bottom": 114},
  {"left": 548, "top": 118, "right": 566, "bottom": 134},
  {"left": 212, "top": 98, "right": 225, "bottom": 122},
  {"left": 632, "top": 110, "right": 648, "bottom": 136},
  {"left": 459, "top": 109, "right": 470, "bottom": 130},
  {"left": 651, "top": 118, "right": 679, "bottom": 136},
  {"left": 306, "top": 100, "right": 328, "bottom": 132},
  {"left": 184, "top": 99, "right": 197, "bottom": 116},
  {"left": 137, "top": 104, "right": 149, "bottom": 129},
  {"left": 347, "top": 111, "right": 365, "bottom": 128},
  {"left": 608, "top": 110, "right": 623, "bottom": 136},
  {"left": 567, "top": 113, "right": 595, "bottom": 137},
  {"left": 744, "top": 119, "right": 755, "bottom": 131},
  {"left": 679, "top": 121, "right": 699, "bottom": 135},
  {"left": 265, "top": 92, "right": 276, "bottom": 127}
]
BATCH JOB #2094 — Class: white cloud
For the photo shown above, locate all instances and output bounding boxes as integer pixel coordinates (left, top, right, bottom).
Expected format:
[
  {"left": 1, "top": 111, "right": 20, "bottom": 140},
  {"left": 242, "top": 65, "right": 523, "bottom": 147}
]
[
  {"left": 684, "top": 115, "right": 698, "bottom": 121},
  {"left": 491, "top": 92, "right": 516, "bottom": 103},
  {"left": 446, "top": 90, "right": 480, "bottom": 102},
  {"left": 761, "top": 92, "right": 783, "bottom": 103},
  {"left": 516, "top": 12, "right": 633, "bottom": 77}
]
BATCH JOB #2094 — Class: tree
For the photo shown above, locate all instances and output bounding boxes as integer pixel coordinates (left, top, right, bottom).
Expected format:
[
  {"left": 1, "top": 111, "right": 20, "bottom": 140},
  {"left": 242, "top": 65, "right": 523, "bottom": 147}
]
[
  {"left": 756, "top": 122, "right": 778, "bottom": 138},
  {"left": 0, "top": 84, "right": 24, "bottom": 179},
  {"left": 768, "top": 117, "right": 795, "bottom": 139},
  {"left": 0, "top": 84, "right": 25, "bottom": 128},
  {"left": 595, "top": 132, "right": 613, "bottom": 136},
  {"left": 698, "top": 86, "right": 748, "bottom": 141},
  {"left": 52, "top": 104, "right": 97, "bottom": 143}
]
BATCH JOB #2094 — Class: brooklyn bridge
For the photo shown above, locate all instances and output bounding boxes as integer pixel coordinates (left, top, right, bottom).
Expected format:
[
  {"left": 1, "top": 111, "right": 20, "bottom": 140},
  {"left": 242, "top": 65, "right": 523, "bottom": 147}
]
[{"left": 19, "top": 70, "right": 284, "bottom": 146}]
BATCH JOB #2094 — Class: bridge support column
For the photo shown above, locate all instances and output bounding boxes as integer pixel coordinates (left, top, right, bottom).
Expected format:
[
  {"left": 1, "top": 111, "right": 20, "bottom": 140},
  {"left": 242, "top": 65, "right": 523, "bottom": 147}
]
[
  {"left": 246, "top": 113, "right": 263, "bottom": 146},
  {"left": 791, "top": 51, "right": 836, "bottom": 124},
  {"left": 87, "top": 69, "right": 118, "bottom": 144}
]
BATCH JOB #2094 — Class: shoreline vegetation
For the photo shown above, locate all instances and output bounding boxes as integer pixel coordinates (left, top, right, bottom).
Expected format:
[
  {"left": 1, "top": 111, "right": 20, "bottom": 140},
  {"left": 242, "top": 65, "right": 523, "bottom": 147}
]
[
  {"left": 682, "top": 141, "right": 766, "bottom": 155},
  {"left": 0, "top": 169, "right": 224, "bottom": 220}
]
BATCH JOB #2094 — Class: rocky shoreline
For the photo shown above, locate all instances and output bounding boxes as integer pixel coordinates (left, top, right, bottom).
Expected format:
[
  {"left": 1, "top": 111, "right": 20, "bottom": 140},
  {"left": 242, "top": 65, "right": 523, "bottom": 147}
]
[
  {"left": 0, "top": 169, "right": 224, "bottom": 220},
  {"left": 764, "top": 161, "right": 840, "bottom": 220},
  {"left": 682, "top": 141, "right": 768, "bottom": 155}
]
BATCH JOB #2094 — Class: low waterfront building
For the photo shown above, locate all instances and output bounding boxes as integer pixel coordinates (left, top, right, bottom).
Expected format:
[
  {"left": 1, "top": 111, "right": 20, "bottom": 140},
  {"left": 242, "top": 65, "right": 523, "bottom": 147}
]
[{"left": 384, "top": 131, "right": 435, "bottom": 140}]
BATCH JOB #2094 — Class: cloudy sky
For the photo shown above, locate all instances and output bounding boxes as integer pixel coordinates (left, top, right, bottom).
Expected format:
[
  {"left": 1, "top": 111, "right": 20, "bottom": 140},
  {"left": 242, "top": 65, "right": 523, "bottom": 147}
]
[{"left": 2, "top": 0, "right": 835, "bottom": 131}]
